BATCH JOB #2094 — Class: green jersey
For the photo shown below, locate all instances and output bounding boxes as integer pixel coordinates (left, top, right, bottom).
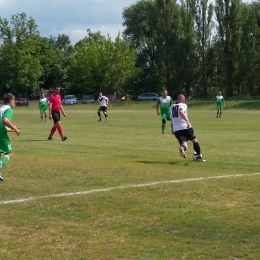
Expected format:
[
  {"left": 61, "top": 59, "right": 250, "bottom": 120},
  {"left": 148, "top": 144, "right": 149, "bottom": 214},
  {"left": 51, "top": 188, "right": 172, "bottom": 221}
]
[
  {"left": 157, "top": 96, "right": 173, "bottom": 114},
  {"left": 216, "top": 95, "right": 224, "bottom": 105},
  {"left": 0, "top": 105, "right": 13, "bottom": 137},
  {"left": 39, "top": 97, "right": 48, "bottom": 111}
]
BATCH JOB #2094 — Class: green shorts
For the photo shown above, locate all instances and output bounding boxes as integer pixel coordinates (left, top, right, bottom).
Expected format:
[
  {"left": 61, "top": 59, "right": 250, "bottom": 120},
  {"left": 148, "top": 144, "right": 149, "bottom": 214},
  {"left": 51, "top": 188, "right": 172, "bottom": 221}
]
[
  {"left": 40, "top": 106, "right": 47, "bottom": 113},
  {"left": 0, "top": 136, "right": 12, "bottom": 154},
  {"left": 217, "top": 104, "right": 223, "bottom": 110},
  {"left": 161, "top": 113, "right": 170, "bottom": 121}
]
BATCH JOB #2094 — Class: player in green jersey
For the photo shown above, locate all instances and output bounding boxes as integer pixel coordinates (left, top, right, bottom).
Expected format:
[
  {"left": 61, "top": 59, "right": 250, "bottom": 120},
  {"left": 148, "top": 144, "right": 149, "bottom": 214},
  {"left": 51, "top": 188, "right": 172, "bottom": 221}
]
[
  {"left": 156, "top": 90, "right": 173, "bottom": 134},
  {"left": 39, "top": 93, "right": 48, "bottom": 122},
  {"left": 215, "top": 91, "right": 225, "bottom": 118},
  {"left": 0, "top": 93, "right": 21, "bottom": 181}
]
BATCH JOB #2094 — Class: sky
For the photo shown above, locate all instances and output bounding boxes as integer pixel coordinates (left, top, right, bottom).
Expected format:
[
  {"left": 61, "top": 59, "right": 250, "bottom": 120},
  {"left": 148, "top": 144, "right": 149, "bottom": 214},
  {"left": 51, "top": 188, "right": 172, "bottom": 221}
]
[{"left": 0, "top": 0, "right": 136, "bottom": 44}]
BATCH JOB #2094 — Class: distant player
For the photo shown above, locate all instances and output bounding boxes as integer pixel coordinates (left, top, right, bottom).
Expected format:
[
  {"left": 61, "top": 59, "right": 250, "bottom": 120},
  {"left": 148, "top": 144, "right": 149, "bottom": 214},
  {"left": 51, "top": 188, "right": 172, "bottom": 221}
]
[
  {"left": 170, "top": 94, "right": 206, "bottom": 162},
  {"left": 0, "top": 93, "right": 21, "bottom": 181},
  {"left": 97, "top": 92, "right": 109, "bottom": 122},
  {"left": 39, "top": 93, "right": 48, "bottom": 122},
  {"left": 48, "top": 86, "right": 67, "bottom": 141},
  {"left": 156, "top": 90, "right": 173, "bottom": 134},
  {"left": 215, "top": 91, "right": 225, "bottom": 118}
]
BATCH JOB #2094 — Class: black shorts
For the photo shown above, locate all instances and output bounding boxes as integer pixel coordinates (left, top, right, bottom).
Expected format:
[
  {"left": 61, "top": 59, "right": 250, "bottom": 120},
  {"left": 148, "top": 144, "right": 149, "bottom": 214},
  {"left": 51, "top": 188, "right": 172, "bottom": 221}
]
[
  {"left": 98, "top": 106, "right": 107, "bottom": 112},
  {"left": 174, "top": 128, "right": 196, "bottom": 145},
  {"left": 52, "top": 110, "right": 60, "bottom": 124}
]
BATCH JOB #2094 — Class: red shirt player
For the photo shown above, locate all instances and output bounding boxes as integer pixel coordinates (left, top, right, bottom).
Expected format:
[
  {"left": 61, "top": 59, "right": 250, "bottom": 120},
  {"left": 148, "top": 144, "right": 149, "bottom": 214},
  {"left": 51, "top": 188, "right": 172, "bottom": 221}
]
[{"left": 48, "top": 86, "right": 67, "bottom": 141}]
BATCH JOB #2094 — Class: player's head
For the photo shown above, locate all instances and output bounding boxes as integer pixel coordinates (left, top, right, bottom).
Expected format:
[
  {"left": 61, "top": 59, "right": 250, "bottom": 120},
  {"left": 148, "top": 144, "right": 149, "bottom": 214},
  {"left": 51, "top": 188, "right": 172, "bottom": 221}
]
[
  {"left": 99, "top": 92, "right": 102, "bottom": 97},
  {"left": 3, "top": 93, "right": 15, "bottom": 108},
  {"left": 162, "top": 90, "right": 168, "bottom": 98},
  {"left": 54, "top": 86, "right": 61, "bottom": 94},
  {"left": 41, "top": 93, "right": 45, "bottom": 98},
  {"left": 218, "top": 91, "right": 222, "bottom": 95},
  {"left": 177, "top": 94, "right": 186, "bottom": 103}
]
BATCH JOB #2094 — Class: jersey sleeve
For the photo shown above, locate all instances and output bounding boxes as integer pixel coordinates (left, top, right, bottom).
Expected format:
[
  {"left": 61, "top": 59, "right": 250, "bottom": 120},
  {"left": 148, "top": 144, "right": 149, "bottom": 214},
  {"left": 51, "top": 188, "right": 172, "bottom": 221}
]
[
  {"left": 3, "top": 108, "right": 13, "bottom": 120},
  {"left": 49, "top": 95, "right": 53, "bottom": 104}
]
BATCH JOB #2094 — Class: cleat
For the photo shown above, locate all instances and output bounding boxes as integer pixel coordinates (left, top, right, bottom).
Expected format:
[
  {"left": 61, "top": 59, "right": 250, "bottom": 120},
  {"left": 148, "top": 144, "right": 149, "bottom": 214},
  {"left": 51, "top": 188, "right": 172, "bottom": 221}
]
[
  {"left": 162, "top": 132, "right": 164, "bottom": 135},
  {"left": 179, "top": 146, "right": 186, "bottom": 158},
  {"left": 196, "top": 156, "right": 206, "bottom": 162},
  {"left": 48, "top": 136, "right": 53, "bottom": 140},
  {"left": 97, "top": 119, "right": 102, "bottom": 122},
  {"left": 105, "top": 118, "right": 108, "bottom": 123},
  {"left": 62, "top": 136, "right": 67, "bottom": 141},
  {"left": 0, "top": 175, "right": 4, "bottom": 181}
]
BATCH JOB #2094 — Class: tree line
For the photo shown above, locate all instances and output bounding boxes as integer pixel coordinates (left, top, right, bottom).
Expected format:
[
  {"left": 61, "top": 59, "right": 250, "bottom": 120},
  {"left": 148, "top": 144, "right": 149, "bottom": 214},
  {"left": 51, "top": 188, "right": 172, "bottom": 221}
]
[{"left": 0, "top": 0, "right": 260, "bottom": 98}]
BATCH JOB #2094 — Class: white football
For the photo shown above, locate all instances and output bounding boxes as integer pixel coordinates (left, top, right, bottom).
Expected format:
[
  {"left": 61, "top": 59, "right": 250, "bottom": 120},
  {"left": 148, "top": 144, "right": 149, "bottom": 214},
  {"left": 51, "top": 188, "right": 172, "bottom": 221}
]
[{"left": 192, "top": 152, "right": 202, "bottom": 161}]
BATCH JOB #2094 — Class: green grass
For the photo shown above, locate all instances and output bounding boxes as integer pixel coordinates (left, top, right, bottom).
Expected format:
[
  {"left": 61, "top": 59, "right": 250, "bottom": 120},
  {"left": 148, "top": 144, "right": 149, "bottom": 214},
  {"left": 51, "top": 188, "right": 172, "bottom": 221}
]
[{"left": 1, "top": 103, "right": 260, "bottom": 259}]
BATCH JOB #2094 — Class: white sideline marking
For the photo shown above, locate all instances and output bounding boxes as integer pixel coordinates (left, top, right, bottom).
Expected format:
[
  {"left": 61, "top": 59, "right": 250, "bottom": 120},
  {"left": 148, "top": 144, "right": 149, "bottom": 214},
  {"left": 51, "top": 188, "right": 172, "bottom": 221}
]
[{"left": 1, "top": 172, "right": 260, "bottom": 205}]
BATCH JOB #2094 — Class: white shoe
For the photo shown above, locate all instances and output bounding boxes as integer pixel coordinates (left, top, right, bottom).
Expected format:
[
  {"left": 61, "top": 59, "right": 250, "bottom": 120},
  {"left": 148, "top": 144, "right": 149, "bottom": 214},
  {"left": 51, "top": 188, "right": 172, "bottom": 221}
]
[{"left": 179, "top": 147, "right": 186, "bottom": 158}]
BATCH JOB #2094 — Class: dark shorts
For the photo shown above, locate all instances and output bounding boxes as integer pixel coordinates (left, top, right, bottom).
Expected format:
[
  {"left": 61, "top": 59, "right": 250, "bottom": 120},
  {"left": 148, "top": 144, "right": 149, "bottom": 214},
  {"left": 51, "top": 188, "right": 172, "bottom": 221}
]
[
  {"left": 174, "top": 128, "right": 196, "bottom": 145},
  {"left": 98, "top": 106, "right": 107, "bottom": 112},
  {"left": 52, "top": 110, "right": 60, "bottom": 124}
]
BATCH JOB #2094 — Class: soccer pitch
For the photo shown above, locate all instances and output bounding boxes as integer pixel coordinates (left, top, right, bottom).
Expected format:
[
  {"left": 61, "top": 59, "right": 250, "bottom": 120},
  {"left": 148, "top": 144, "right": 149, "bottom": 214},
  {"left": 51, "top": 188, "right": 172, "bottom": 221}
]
[{"left": 1, "top": 103, "right": 260, "bottom": 259}]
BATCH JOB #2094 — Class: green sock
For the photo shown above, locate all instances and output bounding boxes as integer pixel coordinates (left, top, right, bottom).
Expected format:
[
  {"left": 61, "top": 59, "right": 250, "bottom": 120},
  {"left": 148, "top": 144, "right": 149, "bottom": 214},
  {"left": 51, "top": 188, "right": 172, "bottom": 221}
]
[
  {"left": 162, "top": 124, "right": 165, "bottom": 132},
  {"left": 220, "top": 112, "right": 222, "bottom": 117},
  {"left": 0, "top": 155, "right": 10, "bottom": 169},
  {"left": 41, "top": 115, "right": 43, "bottom": 121}
]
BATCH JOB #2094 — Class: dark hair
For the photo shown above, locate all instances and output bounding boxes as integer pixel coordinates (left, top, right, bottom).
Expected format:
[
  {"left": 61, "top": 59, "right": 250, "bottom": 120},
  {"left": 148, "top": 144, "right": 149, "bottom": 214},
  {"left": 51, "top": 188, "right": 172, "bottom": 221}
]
[
  {"left": 3, "top": 93, "right": 15, "bottom": 104},
  {"left": 55, "top": 85, "right": 60, "bottom": 89}
]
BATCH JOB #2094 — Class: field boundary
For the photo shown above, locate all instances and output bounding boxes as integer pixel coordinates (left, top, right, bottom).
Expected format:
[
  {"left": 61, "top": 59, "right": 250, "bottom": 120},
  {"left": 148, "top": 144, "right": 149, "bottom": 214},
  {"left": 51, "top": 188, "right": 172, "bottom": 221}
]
[{"left": 1, "top": 172, "right": 260, "bottom": 205}]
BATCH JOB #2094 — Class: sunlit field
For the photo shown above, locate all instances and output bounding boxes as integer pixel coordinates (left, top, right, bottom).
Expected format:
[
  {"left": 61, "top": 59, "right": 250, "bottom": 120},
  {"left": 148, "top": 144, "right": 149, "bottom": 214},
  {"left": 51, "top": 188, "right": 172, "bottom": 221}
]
[{"left": 1, "top": 102, "right": 260, "bottom": 260}]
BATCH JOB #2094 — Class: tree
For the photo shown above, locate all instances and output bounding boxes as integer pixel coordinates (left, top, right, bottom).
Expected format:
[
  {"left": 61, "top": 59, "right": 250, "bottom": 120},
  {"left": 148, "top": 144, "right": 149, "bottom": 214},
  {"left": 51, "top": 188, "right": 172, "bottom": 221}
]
[
  {"left": 72, "top": 30, "right": 136, "bottom": 95},
  {"left": 0, "top": 13, "right": 42, "bottom": 95}
]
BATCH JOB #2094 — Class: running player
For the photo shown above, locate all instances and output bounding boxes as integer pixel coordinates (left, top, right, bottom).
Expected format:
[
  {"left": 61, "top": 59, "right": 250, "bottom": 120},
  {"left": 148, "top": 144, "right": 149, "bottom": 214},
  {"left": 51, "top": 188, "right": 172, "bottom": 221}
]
[
  {"left": 170, "top": 94, "right": 206, "bottom": 162},
  {"left": 39, "top": 93, "right": 48, "bottom": 122},
  {"left": 0, "top": 93, "right": 21, "bottom": 181},
  {"left": 97, "top": 92, "right": 109, "bottom": 122},
  {"left": 156, "top": 90, "right": 173, "bottom": 134},
  {"left": 215, "top": 91, "right": 225, "bottom": 118},
  {"left": 48, "top": 86, "right": 67, "bottom": 141}
]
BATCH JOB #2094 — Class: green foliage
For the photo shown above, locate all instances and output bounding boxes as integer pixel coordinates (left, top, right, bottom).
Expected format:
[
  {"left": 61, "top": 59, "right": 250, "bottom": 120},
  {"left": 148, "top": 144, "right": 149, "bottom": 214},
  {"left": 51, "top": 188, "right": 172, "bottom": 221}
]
[{"left": 72, "top": 30, "right": 136, "bottom": 95}]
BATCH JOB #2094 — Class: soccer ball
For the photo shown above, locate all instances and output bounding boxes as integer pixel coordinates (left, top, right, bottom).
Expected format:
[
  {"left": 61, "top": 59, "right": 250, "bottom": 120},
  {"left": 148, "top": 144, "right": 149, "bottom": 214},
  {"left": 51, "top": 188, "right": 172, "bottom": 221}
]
[{"left": 192, "top": 152, "right": 202, "bottom": 161}]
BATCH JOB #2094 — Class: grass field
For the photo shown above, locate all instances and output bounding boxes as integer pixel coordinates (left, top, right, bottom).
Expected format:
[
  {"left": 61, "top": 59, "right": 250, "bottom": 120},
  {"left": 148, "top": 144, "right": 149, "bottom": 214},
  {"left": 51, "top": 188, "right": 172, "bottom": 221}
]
[{"left": 1, "top": 102, "right": 260, "bottom": 260}]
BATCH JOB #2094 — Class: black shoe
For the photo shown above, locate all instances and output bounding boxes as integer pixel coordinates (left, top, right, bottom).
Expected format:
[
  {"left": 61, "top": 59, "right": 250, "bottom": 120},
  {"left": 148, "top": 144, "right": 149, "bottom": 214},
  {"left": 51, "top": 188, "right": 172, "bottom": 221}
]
[
  {"left": 48, "top": 136, "right": 53, "bottom": 140},
  {"left": 97, "top": 118, "right": 102, "bottom": 122},
  {"left": 62, "top": 136, "right": 67, "bottom": 141}
]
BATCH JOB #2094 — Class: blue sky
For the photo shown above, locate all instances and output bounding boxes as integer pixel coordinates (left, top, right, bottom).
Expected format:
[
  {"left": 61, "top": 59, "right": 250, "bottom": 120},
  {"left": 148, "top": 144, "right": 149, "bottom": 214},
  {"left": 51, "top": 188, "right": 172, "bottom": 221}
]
[{"left": 0, "top": 0, "right": 136, "bottom": 44}]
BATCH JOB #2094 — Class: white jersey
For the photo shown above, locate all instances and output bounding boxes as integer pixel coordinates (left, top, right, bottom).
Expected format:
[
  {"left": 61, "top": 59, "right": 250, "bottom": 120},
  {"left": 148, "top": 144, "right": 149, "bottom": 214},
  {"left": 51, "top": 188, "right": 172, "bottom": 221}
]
[
  {"left": 98, "top": 96, "right": 108, "bottom": 107},
  {"left": 170, "top": 102, "right": 191, "bottom": 132}
]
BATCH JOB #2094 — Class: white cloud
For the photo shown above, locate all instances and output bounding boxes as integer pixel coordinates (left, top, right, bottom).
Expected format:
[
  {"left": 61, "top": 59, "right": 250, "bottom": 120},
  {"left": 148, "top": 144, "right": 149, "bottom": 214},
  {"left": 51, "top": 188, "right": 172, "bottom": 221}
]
[{"left": 0, "top": 0, "right": 136, "bottom": 43}]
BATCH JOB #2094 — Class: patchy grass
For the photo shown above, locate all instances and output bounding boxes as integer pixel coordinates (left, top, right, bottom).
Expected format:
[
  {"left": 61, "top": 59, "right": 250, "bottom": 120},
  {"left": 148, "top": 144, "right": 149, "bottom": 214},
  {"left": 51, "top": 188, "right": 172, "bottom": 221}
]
[{"left": 0, "top": 103, "right": 260, "bottom": 259}]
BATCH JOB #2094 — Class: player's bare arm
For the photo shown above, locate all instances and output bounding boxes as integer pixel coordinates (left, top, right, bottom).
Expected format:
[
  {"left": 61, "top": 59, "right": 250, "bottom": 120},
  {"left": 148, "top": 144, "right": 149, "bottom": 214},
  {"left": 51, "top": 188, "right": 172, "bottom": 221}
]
[
  {"left": 60, "top": 105, "right": 67, "bottom": 117},
  {"left": 156, "top": 104, "right": 160, "bottom": 115},
  {"left": 49, "top": 102, "right": 52, "bottom": 120},
  {"left": 179, "top": 109, "right": 191, "bottom": 128},
  {"left": 3, "top": 117, "right": 20, "bottom": 135}
]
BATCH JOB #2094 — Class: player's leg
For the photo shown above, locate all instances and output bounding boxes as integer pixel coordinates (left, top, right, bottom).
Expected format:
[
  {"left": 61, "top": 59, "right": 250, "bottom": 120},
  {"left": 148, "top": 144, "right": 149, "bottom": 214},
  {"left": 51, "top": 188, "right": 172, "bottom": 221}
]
[
  {"left": 44, "top": 110, "right": 47, "bottom": 122},
  {"left": 103, "top": 107, "right": 108, "bottom": 122},
  {"left": 97, "top": 107, "right": 102, "bottom": 122},
  {"left": 161, "top": 114, "right": 166, "bottom": 134},
  {"left": 174, "top": 131, "right": 187, "bottom": 158},
  {"left": 52, "top": 111, "right": 67, "bottom": 141},
  {"left": 0, "top": 138, "right": 13, "bottom": 181},
  {"left": 219, "top": 106, "right": 223, "bottom": 118},
  {"left": 40, "top": 111, "right": 44, "bottom": 122},
  {"left": 190, "top": 129, "right": 206, "bottom": 162}
]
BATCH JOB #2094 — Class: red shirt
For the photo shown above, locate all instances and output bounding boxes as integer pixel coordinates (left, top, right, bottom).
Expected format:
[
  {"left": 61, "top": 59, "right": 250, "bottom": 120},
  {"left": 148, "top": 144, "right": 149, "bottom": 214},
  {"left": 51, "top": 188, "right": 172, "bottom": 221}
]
[{"left": 49, "top": 93, "right": 61, "bottom": 111}]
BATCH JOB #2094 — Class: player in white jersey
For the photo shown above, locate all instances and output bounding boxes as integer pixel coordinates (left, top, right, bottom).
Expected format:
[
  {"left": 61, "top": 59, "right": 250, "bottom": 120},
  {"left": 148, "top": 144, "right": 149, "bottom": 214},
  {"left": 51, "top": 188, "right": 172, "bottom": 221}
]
[
  {"left": 170, "top": 94, "right": 206, "bottom": 162},
  {"left": 39, "top": 93, "right": 48, "bottom": 122},
  {"left": 97, "top": 92, "right": 109, "bottom": 122},
  {"left": 215, "top": 91, "right": 225, "bottom": 118}
]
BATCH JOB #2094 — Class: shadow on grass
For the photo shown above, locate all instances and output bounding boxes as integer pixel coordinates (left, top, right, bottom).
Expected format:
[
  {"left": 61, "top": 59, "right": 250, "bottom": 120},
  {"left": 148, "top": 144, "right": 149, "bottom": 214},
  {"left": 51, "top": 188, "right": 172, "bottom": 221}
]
[
  {"left": 136, "top": 160, "right": 179, "bottom": 165},
  {"left": 17, "top": 140, "right": 48, "bottom": 142}
]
